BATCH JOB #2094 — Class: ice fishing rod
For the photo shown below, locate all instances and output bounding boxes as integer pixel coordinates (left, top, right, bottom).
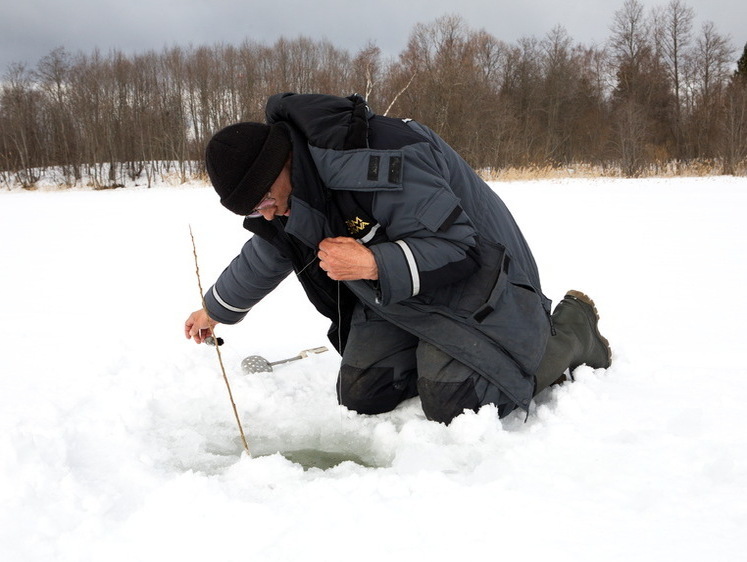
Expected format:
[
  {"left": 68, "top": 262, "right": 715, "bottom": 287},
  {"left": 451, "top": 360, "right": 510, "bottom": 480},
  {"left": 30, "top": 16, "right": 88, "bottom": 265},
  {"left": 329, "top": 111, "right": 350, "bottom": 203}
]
[{"left": 189, "top": 225, "right": 250, "bottom": 455}]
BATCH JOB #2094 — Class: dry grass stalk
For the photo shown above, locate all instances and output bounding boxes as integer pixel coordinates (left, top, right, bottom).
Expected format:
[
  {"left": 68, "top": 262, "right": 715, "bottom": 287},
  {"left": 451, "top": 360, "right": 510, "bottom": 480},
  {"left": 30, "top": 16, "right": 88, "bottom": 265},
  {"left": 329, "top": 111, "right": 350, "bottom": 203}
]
[{"left": 478, "top": 159, "right": 745, "bottom": 181}]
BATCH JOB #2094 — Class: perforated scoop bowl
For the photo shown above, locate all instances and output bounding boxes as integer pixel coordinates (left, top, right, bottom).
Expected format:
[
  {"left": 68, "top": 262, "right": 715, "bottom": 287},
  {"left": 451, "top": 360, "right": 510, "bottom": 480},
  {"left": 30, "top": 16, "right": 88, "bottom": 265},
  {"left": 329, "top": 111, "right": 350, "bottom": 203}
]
[
  {"left": 241, "top": 346, "right": 329, "bottom": 374},
  {"left": 241, "top": 355, "right": 273, "bottom": 373}
]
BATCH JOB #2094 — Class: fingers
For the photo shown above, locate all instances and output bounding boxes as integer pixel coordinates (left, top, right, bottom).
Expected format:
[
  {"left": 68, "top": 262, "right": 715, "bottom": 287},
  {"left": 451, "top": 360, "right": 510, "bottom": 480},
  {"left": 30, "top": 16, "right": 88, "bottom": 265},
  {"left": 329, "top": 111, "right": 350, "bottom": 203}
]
[
  {"left": 318, "top": 258, "right": 340, "bottom": 280},
  {"left": 184, "top": 310, "right": 217, "bottom": 344},
  {"left": 319, "top": 236, "right": 354, "bottom": 251},
  {"left": 318, "top": 237, "right": 355, "bottom": 263},
  {"left": 185, "top": 319, "right": 204, "bottom": 343},
  {"left": 189, "top": 324, "right": 209, "bottom": 344},
  {"left": 184, "top": 314, "right": 197, "bottom": 340},
  {"left": 317, "top": 237, "right": 378, "bottom": 281},
  {"left": 193, "top": 328, "right": 212, "bottom": 344},
  {"left": 318, "top": 238, "right": 344, "bottom": 280}
]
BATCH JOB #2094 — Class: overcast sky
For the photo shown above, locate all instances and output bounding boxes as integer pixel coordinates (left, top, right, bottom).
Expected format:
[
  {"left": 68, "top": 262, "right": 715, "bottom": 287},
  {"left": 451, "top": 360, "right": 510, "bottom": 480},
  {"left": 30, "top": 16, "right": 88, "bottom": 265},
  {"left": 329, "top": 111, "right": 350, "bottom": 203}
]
[{"left": 2, "top": 0, "right": 745, "bottom": 73}]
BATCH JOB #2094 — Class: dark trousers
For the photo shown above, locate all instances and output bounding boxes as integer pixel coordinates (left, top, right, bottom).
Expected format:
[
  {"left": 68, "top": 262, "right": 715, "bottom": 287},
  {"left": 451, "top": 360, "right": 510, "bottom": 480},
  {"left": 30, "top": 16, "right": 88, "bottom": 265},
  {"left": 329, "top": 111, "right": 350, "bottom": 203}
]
[{"left": 337, "top": 302, "right": 516, "bottom": 424}]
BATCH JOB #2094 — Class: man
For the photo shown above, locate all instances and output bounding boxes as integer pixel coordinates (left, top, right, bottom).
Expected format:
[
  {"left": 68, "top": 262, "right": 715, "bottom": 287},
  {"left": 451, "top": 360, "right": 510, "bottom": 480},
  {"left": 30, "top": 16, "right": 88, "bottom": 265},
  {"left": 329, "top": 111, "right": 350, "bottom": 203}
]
[{"left": 185, "top": 93, "right": 611, "bottom": 424}]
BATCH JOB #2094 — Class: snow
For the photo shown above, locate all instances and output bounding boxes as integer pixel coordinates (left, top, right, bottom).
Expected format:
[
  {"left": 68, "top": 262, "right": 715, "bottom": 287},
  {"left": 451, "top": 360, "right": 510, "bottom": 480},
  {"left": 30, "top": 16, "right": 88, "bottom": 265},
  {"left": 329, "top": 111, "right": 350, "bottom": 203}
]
[{"left": 2, "top": 176, "right": 746, "bottom": 561}]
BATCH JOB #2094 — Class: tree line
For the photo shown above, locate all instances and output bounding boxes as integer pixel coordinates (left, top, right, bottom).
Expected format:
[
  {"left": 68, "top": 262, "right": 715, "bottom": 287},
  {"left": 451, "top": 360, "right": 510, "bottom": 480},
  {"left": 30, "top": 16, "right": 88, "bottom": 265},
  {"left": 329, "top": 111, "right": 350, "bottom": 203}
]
[{"left": 2, "top": 0, "right": 747, "bottom": 188}]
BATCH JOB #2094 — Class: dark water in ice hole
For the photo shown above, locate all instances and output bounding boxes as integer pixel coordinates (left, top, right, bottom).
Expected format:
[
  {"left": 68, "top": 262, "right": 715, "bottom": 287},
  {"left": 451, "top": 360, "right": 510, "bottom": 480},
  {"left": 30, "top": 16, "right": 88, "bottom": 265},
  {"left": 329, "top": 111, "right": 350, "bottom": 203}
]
[{"left": 256, "top": 448, "right": 378, "bottom": 470}]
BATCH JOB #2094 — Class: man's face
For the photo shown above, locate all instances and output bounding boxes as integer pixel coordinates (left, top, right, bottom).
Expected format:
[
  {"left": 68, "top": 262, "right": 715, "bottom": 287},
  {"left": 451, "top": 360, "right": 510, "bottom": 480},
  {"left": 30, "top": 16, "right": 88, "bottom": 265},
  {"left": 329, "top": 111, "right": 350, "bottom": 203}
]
[{"left": 253, "top": 158, "right": 293, "bottom": 221}]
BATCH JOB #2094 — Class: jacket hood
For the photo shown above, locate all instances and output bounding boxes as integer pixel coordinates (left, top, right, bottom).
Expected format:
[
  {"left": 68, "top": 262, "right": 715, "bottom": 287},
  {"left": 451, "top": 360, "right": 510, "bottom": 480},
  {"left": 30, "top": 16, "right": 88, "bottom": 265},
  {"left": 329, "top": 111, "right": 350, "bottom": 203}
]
[{"left": 265, "top": 93, "right": 373, "bottom": 150}]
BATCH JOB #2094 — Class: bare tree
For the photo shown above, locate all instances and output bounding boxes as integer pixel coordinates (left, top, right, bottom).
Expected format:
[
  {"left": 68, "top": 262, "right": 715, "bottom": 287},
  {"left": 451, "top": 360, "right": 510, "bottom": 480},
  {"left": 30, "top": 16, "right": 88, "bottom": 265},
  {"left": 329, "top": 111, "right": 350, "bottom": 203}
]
[
  {"left": 652, "top": 0, "right": 694, "bottom": 156},
  {"left": 34, "top": 47, "right": 81, "bottom": 183},
  {"left": 539, "top": 26, "right": 585, "bottom": 162},
  {"left": 609, "top": 0, "right": 675, "bottom": 174},
  {"left": 721, "top": 46, "right": 747, "bottom": 174},
  {"left": 684, "top": 22, "right": 734, "bottom": 157},
  {"left": 735, "top": 43, "right": 747, "bottom": 83},
  {"left": 609, "top": 0, "right": 650, "bottom": 86},
  {"left": 2, "top": 12, "right": 744, "bottom": 185},
  {"left": 499, "top": 37, "right": 544, "bottom": 165},
  {"left": 352, "top": 43, "right": 382, "bottom": 102},
  {"left": 1, "top": 63, "right": 44, "bottom": 186},
  {"left": 613, "top": 98, "right": 651, "bottom": 176}
]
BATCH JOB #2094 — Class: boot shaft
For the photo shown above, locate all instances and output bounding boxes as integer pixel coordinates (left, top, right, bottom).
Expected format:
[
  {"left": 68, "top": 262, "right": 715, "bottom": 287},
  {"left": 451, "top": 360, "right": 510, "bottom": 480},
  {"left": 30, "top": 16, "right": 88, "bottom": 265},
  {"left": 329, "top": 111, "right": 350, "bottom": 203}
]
[{"left": 533, "top": 291, "right": 611, "bottom": 395}]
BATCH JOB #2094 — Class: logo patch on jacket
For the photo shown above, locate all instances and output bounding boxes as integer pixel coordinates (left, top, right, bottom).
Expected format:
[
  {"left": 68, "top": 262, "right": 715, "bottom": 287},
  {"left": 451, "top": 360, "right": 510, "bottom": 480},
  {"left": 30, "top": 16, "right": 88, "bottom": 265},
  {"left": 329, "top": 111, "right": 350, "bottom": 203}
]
[{"left": 346, "top": 216, "right": 371, "bottom": 235}]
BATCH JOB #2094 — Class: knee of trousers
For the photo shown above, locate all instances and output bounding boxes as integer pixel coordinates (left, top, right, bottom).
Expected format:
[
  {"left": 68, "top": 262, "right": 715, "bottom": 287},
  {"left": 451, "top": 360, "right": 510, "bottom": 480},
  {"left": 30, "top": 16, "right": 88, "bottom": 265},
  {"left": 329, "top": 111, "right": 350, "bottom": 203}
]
[
  {"left": 415, "top": 342, "right": 520, "bottom": 423},
  {"left": 337, "top": 364, "right": 415, "bottom": 415},
  {"left": 417, "top": 377, "right": 480, "bottom": 424},
  {"left": 416, "top": 343, "right": 481, "bottom": 424}
]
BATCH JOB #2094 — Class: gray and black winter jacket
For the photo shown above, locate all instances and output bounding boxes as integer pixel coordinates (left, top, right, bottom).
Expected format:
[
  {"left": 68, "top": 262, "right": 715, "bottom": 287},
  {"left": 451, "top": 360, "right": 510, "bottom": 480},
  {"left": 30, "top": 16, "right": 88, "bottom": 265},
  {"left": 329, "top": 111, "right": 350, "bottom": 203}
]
[{"left": 204, "top": 93, "right": 552, "bottom": 411}]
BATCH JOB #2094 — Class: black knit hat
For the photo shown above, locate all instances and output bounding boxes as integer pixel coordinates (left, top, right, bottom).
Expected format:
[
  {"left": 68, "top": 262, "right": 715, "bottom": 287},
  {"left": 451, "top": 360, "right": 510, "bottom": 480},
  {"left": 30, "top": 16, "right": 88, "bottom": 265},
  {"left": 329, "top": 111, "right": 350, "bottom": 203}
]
[{"left": 205, "top": 122, "right": 291, "bottom": 215}]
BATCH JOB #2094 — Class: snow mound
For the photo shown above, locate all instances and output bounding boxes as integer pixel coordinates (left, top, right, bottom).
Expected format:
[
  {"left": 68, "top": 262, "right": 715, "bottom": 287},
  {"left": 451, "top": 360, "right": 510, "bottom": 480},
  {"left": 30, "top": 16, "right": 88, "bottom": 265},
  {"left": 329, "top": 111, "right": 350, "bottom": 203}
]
[{"left": 2, "top": 177, "right": 746, "bottom": 561}]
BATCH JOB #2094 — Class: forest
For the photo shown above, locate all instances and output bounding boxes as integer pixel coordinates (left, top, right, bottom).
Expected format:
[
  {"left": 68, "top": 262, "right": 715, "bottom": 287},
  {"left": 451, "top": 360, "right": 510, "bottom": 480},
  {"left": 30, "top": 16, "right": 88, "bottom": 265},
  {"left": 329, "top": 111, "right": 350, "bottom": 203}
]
[{"left": 2, "top": 0, "right": 746, "bottom": 188}]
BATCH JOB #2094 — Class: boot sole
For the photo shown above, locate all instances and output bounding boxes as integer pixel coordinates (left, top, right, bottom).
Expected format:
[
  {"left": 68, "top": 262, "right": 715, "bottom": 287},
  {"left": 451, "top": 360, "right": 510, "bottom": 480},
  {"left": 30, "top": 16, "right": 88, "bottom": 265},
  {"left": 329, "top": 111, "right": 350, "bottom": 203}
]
[{"left": 564, "top": 290, "right": 612, "bottom": 368}]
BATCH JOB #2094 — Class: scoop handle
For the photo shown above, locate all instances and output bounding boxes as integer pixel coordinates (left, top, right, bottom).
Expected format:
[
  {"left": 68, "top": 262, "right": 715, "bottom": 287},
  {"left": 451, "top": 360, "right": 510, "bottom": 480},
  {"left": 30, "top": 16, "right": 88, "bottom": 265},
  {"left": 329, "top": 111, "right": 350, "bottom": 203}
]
[{"left": 269, "top": 346, "right": 329, "bottom": 366}]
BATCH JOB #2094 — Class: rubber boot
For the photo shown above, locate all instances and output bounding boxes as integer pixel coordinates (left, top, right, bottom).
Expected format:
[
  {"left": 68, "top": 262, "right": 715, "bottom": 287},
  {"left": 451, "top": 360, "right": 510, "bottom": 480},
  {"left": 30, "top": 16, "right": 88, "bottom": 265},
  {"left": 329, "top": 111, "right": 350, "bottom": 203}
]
[{"left": 533, "top": 290, "right": 612, "bottom": 395}]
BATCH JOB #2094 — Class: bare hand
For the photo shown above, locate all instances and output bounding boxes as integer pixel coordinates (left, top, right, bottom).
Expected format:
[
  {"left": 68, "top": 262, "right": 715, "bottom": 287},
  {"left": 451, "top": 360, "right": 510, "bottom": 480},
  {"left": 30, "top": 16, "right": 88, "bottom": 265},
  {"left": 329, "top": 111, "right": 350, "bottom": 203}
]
[
  {"left": 318, "top": 237, "right": 379, "bottom": 281},
  {"left": 184, "top": 309, "right": 219, "bottom": 344}
]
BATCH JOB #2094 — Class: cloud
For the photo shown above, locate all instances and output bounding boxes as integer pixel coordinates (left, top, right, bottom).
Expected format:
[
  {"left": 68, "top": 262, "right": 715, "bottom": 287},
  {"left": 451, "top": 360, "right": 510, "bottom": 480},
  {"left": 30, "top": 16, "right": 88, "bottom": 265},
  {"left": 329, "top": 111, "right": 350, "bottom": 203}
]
[{"left": 2, "top": 0, "right": 745, "bottom": 74}]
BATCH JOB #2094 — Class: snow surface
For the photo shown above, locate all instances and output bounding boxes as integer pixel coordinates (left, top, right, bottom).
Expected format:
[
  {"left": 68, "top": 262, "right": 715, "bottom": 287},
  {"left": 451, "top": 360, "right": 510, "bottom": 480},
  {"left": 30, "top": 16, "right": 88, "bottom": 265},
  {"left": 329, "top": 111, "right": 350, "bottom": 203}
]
[{"left": 1, "top": 177, "right": 746, "bottom": 561}]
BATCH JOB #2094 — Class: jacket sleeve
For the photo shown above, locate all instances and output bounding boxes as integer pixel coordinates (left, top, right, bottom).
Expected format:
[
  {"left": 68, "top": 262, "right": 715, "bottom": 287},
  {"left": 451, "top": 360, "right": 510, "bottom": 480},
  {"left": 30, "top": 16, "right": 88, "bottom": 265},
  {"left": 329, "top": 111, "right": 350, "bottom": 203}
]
[
  {"left": 204, "top": 235, "right": 293, "bottom": 324},
  {"left": 366, "top": 142, "right": 480, "bottom": 306}
]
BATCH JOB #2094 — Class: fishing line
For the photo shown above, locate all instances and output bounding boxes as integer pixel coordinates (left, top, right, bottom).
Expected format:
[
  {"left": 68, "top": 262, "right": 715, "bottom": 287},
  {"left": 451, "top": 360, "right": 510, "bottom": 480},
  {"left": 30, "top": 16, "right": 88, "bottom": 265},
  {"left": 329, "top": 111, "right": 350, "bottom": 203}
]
[
  {"left": 295, "top": 255, "right": 319, "bottom": 277},
  {"left": 293, "top": 251, "right": 344, "bottom": 421},
  {"left": 337, "top": 280, "right": 345, "bottom": 426}
]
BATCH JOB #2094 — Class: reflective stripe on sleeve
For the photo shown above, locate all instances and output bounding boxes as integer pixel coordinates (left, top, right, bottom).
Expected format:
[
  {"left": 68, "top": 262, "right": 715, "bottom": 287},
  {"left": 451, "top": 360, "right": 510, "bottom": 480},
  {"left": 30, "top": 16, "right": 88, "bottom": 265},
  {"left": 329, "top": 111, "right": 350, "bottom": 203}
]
[
  {"left": 394, "top": 240, "right": 420, "bottom": 297},
  {"left": 212, "top": 286, "right": 252, "bottom": 313}
]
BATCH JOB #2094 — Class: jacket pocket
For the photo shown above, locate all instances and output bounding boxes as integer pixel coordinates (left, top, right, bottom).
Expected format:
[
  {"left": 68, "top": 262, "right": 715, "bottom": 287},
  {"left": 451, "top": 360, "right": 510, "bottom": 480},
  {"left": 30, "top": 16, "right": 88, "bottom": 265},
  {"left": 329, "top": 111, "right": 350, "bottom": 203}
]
[
  {"left": 452, "top": 239, "right": 507, "bottom": 318},
  {"left": 416, "top": 189, "right": 462, "bottom": 232},
  {"left": 471, "top": 278, "right": 549, "bottom": 373},
  {"left": 453, "top": 238, "right": 548, "bottom": 372}
]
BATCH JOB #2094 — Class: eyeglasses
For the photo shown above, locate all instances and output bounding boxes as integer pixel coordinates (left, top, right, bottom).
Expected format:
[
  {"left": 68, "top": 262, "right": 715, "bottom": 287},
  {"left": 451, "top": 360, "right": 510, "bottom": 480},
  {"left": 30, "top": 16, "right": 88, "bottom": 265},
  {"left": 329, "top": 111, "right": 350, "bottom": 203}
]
[{"left": 245, "top": 194, "right": 276, "bottom": 218}]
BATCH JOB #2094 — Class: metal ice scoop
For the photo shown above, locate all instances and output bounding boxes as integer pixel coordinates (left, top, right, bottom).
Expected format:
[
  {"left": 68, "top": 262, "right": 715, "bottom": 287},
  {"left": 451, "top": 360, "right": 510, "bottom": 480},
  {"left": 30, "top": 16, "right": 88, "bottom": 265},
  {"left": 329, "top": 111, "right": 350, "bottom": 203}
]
[{"left": 241, "top": 346, "right": 329, "bottom": 374}]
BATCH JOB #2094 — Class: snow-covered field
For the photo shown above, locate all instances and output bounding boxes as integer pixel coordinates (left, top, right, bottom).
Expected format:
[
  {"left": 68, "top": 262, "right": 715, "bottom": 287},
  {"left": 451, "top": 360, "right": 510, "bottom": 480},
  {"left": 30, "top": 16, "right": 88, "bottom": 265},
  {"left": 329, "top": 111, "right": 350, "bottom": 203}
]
[{"left": 1, "top": 176, "right": 746, "bottom": 561}]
